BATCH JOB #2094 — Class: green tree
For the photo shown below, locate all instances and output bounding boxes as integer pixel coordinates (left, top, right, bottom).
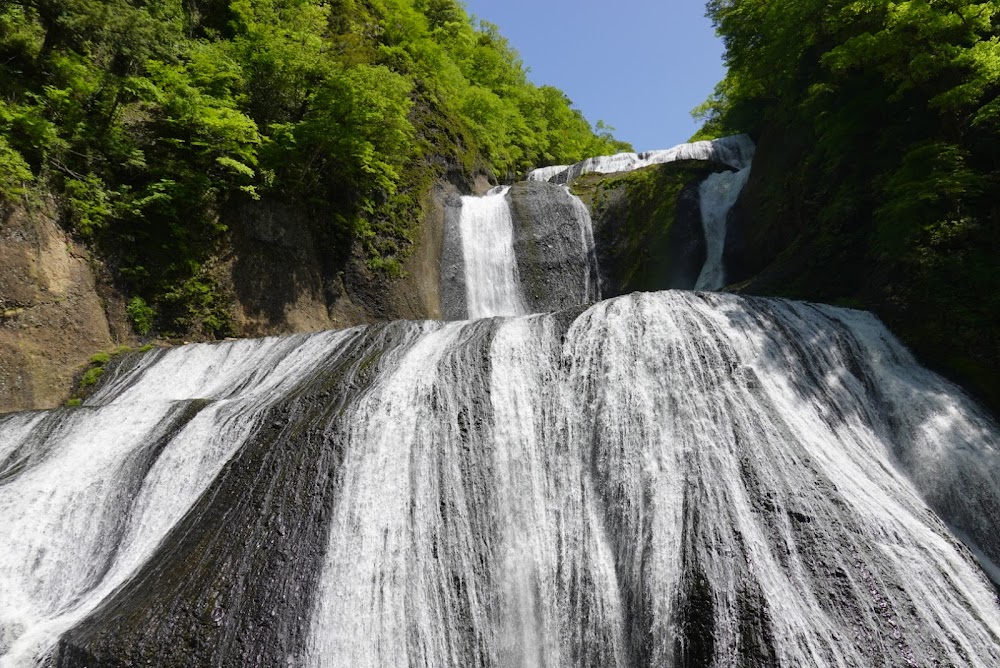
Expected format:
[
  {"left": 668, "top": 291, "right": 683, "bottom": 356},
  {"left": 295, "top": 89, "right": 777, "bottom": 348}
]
[{"left": 702, "top": 0, "right": 1000, "bottom": 410}]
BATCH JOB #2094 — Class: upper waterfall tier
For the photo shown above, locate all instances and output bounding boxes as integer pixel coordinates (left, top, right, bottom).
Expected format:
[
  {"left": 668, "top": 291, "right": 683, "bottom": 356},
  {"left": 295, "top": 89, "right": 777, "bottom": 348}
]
[
  {"left": 457, "top": 186, "right": 528, "bottom": 319},
  {"left": 2, "top": 291, "right": 1000, "bottom": 667},
  {"left": 696, "top": 167, "right": 753, "bottom": 291},
  {"left": 526, "top": 134, "right": 756, "bottom": 184},
  {"left": 443, "top": 182, "right": 602, "bottom": 319}
]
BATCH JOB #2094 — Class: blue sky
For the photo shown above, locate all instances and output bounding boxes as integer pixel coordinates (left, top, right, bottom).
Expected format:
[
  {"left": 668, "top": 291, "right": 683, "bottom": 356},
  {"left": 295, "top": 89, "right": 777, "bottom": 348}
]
[{"left": 460, "top": 0, "right": 726, "bottom": 152}]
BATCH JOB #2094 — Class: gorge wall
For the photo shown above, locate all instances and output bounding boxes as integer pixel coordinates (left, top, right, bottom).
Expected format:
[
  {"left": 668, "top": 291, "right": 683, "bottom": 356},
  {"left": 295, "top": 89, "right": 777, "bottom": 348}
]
[
  {"left": 0, "top": 201, "right": 130, "bottom": 413},
  {"left": 0, "top": 172, "right": 482, "bottom": 414}
]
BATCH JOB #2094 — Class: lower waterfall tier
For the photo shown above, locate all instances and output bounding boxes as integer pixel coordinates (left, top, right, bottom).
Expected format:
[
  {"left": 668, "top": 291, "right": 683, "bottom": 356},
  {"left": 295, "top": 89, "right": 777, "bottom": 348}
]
[{"left": 1, "top": 291, "right": 999, "bottom": 667}]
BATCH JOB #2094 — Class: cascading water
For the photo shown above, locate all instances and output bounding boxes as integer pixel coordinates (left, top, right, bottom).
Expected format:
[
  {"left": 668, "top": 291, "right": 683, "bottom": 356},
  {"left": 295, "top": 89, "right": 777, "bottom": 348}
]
[
  {"left": 3, "top": 130, "right": 1000, "bottom": 668},
  {"left": 454, "top": 182, "right": 602, "bottom": 318},
  {"left": 695, "top": 167, "right": 752, "bottom": 291},
  {"left": 0, "top": 331, "right": 359, "bottom": 665},
  {"left": 525, "top": 136, "right": 756, "bottom": 293},
  {"left": 527, "top": 135, "right": 755, "bottom": 185},
  {"left": 458, "top": 186, "right": 527, "bottom": 318},
  {"left": 2, "top": 292, "right": 1000, "bottom": 666},
  {"left": 565, "top": 185, "right": 601, "bottom": 303}
]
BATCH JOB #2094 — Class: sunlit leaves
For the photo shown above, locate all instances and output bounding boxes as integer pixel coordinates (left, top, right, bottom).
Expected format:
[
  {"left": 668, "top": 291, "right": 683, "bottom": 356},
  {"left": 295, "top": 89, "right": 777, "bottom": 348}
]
[
  {"left": 875, "top": 141, "right": 986, "bottom": 251},
  {"left": 0, "top": 0, "right": 628, "bottom": 335}
]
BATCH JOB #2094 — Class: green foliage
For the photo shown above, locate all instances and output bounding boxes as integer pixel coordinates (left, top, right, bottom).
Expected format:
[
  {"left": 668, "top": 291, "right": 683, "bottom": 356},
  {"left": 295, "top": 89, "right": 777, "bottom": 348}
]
[
  {"left": 573, "top": 162, "right": 720, "bottom": 292},
  {"left": 70, "top": 341, "right": 160, "bottom": 403},
  {"left": 79, "top": 366, "right": 104, "bottom": 387},
  {"left": 126, "top": 296, "right": 156, "bottom": 336},
  {"left": 703, "top": 0, "right": 1000, "bottom": 412},
  {"left": 88, "top": 351, "right": 111, "bottom": 365},
  {"left": 0, "top": 0, "right": 626, "bottom": 336},
  {"left": 64, "top": 173, "right": 112, "bottom": 236},
  {"left": 0, "top": 136, "right": 33, "bottom": 197}
]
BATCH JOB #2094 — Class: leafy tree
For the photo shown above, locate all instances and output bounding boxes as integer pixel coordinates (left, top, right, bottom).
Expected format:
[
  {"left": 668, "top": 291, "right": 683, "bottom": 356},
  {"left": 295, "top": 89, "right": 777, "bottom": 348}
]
[
  {"left": 0, "top": 0, "right": 628, "bottom": 336},
  {"left": 702, "top": 0, "right": 1000, "bottom": 410}
]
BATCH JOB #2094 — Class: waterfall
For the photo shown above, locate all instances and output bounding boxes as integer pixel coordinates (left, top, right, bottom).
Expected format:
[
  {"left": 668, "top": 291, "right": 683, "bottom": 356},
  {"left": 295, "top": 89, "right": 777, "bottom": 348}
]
[
  {"left": 695, "top": 167, "right": 752, "bottom": 291},
  {"left": 524, "top": 135, "right": 756, "bottom": 294},
  {"left": 455, "top": 183, "right": 601, "bottom": 318},
  {"left": 565, "top": 186, "right": 602, "bottom": 303},
  {"left": 458, "top": 187, "right": 527, "bottom": 319},
  {"left": 0, "top": 331, "right": 359, "bottom": 665},
  {"left": 3, "top": 130, "right": 1000, "bottom": 667},
  {"left": 527, "top": 135, "right": 755, "bottom": 185},
  {"left": 3, "top": 291, "right": 1000, "bottom": 666}
]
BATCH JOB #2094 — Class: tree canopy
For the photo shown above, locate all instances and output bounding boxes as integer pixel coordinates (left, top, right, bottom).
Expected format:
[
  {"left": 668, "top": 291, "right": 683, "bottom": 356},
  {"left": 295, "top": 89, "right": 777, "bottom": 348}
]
[
  {"left": 700, "top": 0, "right": 1000, "bottom": 408},
  {"left": 0, "top": 0, "right": 629, "bottom": 335}
]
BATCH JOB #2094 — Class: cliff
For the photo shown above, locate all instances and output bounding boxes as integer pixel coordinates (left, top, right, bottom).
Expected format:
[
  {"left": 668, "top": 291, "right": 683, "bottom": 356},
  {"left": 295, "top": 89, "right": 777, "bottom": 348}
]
[
  {"left": 0, "top": 175, "right": 465, "bottom": 413},
  {"left": 0, "top": 201, "right": 130, "bottom": 412}
]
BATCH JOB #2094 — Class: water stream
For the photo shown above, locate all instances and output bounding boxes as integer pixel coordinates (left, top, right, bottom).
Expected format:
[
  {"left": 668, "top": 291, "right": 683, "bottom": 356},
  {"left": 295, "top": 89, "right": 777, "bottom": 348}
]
[{"left": 3, "top": 135, "right": 1000, "bottom": 667}]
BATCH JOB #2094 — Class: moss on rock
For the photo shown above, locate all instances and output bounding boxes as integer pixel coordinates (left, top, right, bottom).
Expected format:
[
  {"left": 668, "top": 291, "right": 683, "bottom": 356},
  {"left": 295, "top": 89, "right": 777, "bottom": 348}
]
[{"left": 573, "top": 161, "right": 724, "bottom": 296}]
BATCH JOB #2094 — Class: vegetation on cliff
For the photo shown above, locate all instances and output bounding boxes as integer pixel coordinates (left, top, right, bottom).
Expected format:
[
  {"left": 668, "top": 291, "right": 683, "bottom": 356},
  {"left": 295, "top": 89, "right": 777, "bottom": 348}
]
[
  {"left": 699, "top": 0, "right": 1000, "bottom": 411},
  {"left": 0, "top": 0, "right": 628, "bottom": 336},
  {"left": 572, "top": 162, "right": 721, "bottom": 295}
]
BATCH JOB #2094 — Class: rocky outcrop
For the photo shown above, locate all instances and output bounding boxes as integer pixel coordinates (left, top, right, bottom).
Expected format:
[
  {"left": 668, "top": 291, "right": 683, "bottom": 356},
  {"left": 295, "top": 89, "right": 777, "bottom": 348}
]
[
  {"left": 224, "top": 198, "right": 337, "bottom": 336},
  {"left": 223, "top": 181, "right": 452, "bottom": 337},
  {"left": 571, "top": 161, "right": 726, "bottom": 297},
  {"left": 439, "top": 187, "right": 467, "bottom": 321},
  {"left": 0, "top": 174, "right": 466, "bottom": 414},
  {"left": 507, "top": 181, "right": 599, "bottom": 313},
  {"left": 0, "top": 201, "right": 131, "bottom": 413}
]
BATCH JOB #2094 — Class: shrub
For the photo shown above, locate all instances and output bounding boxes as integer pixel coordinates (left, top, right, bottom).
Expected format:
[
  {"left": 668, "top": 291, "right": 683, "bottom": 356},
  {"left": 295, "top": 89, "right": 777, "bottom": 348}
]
[{"left": 126, "top": 296, "right": 156, "bottom": 335}]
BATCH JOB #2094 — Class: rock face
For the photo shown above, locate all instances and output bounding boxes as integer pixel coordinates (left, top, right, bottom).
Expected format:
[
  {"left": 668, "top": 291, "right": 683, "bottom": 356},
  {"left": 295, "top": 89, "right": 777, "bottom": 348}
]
[
  {"left": 439, "top": 188, "right": 469, "bottom": 321},
  {"left": 225, "top": 198, "right": 337, "bottom": 336},
  {"left": 224, "top": 182, "right": 453, "bottom": 337},
  {"left": 507, "top": 181, "right": 600, "bottom": 313},
  {"left": 572, "top": 162, "right": 725, "bottom": 297},
  {"left": 0, "top": 202, "right": 130, "bottom": 413},
  {"left": 0, "top": 176, "right": 459, "bottom": 413}
]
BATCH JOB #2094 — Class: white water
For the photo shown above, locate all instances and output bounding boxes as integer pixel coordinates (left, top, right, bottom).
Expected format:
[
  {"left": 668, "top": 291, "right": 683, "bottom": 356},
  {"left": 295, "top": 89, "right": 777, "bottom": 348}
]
[
  {"left": 0, "top": 330, "right": 357, "bottom": 666},
  {"left": 527, "top": 134, "right": 755, "bottom": 184},
  {"left": 525, "top": 135, "right": 755, "bottom": 292},
  {"left": 2, "top": 293, "right": 1000, "bottom": 665},
  {"left": 565, "top": 185, "right": 602, "bottom": 303},
  {"left": 695, "top": 167, "right": 752, "bottom": 291},
  {"left": 524, "top": 164, "right": 567, "bottom": 183},
  {"left": 458, "top": 186, "right": 528, "bottom": 319},
  {"left": 458, "top": 183, "right": 601, "bottom": 316}
]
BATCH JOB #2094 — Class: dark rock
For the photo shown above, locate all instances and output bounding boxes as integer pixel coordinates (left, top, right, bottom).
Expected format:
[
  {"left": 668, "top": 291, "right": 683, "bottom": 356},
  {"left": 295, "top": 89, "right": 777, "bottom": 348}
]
[
  {"left": 573, "top": 162, "right": 725, "bottom": 297},
  {"left": 507, "top": 181, "right": 599, "bottom": 313},
  {"left": 440, "top": 188, "right": 468, "bottom": 320}
]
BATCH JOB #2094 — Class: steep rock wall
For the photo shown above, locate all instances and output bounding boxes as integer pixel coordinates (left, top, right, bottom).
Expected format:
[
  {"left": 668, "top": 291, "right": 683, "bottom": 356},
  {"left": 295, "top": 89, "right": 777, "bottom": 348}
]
[
  {"left": 507, "top": 181, "right": 599, "bottom": 313},
  {"left": 572, "top": 162, "right": 725, "bottom": 297},
  {"left": 220, "top": 180, "right": 457, "bottom": 337},
  {"left": 0, "top": 171, "right": 479, "bottom": 413},
  {"left": 0, "top": 201, "right": 131, "bottom": 413}
]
